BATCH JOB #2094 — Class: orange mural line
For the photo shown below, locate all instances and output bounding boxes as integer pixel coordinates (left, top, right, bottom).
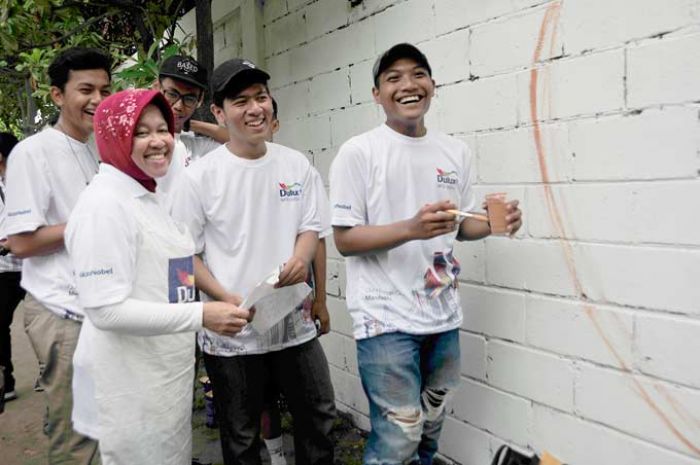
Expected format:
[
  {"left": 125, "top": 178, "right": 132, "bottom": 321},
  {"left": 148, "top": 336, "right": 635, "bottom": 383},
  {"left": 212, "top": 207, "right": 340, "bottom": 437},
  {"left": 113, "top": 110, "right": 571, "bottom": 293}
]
[
  {"left": 529, "top": 2, "right": 700, "bottom": 455},
  {"left": 529, "top": 2, "right": 580, "bottom": 293},
  {"left": 655, "top": 383, "right": 700, "bottom": 430},
  {"left": 608, "top": 311, "right": 633, "bottom": 343}
]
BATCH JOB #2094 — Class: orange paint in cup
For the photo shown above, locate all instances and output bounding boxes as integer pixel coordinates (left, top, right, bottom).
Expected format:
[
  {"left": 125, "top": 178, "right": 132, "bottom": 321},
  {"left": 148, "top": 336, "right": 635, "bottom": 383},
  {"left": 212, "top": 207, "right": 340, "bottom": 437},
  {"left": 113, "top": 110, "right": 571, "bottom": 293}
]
[{"left": 486, "top": 193, "right": 508, "bottom": 235}]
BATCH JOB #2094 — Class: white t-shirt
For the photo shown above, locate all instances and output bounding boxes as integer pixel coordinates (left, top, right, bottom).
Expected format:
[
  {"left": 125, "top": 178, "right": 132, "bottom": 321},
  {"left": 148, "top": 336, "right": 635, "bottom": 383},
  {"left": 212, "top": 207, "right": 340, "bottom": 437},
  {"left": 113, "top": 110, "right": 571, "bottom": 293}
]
[
  {"left": 4, "top": 127, "right": 99, "bottom": 319},
  {"left": 170, "top": 142, "right": 327, "bottom": 356},
  {"left": 329, "top": 124, "right": 476, "bottom": 340},
  {"left": 157, "top": 131, "right": 220, "bottom": 205}
]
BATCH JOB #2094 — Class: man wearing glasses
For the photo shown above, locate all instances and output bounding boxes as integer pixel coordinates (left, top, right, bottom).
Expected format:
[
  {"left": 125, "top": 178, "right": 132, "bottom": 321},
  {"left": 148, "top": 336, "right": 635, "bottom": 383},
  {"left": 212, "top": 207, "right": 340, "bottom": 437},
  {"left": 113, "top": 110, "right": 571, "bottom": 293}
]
[{"left": 155, "top": 55, "right": 223, "bottom": 202}]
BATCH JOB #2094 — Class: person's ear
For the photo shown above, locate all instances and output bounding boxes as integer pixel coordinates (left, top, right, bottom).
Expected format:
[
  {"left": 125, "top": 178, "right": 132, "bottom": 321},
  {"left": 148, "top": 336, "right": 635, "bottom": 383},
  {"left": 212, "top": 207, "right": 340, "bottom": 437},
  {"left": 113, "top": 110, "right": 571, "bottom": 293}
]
[
  {"left": 50, "top": 86, "right": 64, "bottom": 108},
  {"left": 372, "top": 86, "right": 380, "bottom": 103},
  {"left": 152, "top": 80, "right": 161, "bottom": 91},
  {"left": 211, "top": 104, "right": 226, "bottom": 126}
]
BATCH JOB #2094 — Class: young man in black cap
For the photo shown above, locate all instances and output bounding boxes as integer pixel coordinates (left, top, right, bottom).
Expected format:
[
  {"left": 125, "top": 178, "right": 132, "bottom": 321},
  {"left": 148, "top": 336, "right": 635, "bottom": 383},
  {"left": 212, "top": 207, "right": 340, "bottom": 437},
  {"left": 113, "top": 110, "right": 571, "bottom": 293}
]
[
  {"left": 154, "top": 55, "right": 224, "bottom": 201},
  {"left": 170, "top": 58, "right": 335, "bottom": 465},
  {"left": 329, "top": 43, "right": 523, "bottom": 465}
]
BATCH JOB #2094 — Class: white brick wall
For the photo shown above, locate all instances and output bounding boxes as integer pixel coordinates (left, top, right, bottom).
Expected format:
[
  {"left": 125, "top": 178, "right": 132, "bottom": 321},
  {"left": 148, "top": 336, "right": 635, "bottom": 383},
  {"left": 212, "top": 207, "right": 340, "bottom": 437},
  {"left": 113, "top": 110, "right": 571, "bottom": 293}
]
[
  {"left": 256, "top": 1, "right": 700, "bottom": 463},
  {"left": 628, "top": 33, "right": 700, "bottom": 107}
]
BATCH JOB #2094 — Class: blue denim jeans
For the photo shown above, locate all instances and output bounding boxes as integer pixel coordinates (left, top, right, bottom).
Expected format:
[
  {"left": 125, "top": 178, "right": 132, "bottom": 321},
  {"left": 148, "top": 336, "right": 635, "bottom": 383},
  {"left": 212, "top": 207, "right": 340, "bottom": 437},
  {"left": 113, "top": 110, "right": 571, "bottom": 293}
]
[{"left": 357, "top": 329, "right": 461, "bottom": 465}]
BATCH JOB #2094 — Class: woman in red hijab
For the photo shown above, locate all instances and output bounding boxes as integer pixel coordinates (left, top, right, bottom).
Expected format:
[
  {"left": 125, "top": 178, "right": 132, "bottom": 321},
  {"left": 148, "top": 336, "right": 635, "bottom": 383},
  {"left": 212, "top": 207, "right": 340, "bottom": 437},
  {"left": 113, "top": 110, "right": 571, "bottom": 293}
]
[{"left": 65, "top": 89, "right": 250, "bottom": 465}]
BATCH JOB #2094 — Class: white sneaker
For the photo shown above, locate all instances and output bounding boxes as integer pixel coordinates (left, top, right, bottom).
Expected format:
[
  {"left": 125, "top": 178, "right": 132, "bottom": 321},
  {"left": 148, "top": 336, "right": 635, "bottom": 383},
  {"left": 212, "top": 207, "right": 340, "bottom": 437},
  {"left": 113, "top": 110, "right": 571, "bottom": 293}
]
[{"left": 3, "top": 390, "right": 17, "bottom": 401}]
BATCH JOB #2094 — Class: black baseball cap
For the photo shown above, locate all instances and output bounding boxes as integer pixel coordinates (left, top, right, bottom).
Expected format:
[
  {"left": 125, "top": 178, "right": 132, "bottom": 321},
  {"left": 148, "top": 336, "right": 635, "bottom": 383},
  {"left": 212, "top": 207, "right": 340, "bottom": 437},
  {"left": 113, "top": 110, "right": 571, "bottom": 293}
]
[
  {"left": 159, "top": 55, "right": 208, "bottom": 90},
  {"left": 211, "top": 58, "right": 270, "bottom": 97},
  {"left": 372, "top": 43, "right": 432, "bottom": 87}
]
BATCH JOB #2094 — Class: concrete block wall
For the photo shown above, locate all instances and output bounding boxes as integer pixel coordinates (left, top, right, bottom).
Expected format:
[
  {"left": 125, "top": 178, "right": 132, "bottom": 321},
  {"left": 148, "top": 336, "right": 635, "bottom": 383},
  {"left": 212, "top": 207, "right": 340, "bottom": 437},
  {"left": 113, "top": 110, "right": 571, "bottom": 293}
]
[{"left": 259, "top": 1, "right": 700, "bottom": 463}]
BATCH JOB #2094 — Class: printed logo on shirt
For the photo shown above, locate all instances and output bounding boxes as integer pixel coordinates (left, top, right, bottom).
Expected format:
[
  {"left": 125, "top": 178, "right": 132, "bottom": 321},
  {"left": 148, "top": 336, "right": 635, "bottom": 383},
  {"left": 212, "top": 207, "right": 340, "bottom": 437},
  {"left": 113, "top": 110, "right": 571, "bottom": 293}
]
[
  {"left": 67, "top": 284, "right": 79, "bottom": 297},
  {"left": 7, "top": 208, "right": 32, "bottom": 217},
  {"left": 333, "top": 203, "right": 352, "bottom": 211},
  {"left": 78, "top": 267, "right": 114, "bottom": 278},
  {"left": 278, "top": 182, "right": 302, "bottom": 201},
  {"left": 423, "top": 250, "right": 460, "bottom": 299},
  {"left": 436, "top": 168, "right": 458, "bottom": 186},
  {"left": 168, "top": 256, "right": 196, "bottom": 303}
]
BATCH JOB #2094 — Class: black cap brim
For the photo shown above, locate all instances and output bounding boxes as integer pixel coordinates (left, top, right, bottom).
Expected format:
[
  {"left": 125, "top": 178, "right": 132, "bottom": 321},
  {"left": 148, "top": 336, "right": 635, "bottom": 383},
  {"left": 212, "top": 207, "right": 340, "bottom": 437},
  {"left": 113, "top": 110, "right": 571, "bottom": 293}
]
[{"left": 158, "top": 71, "right": 208, "bottom": 90}]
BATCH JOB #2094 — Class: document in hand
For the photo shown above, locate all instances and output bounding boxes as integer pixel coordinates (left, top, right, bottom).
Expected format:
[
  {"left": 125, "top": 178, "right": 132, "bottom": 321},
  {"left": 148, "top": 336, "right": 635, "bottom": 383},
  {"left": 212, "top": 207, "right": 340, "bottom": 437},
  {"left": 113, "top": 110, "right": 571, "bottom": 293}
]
[{"left": 241, "top": 267, "right": 312, "bottom": 334}]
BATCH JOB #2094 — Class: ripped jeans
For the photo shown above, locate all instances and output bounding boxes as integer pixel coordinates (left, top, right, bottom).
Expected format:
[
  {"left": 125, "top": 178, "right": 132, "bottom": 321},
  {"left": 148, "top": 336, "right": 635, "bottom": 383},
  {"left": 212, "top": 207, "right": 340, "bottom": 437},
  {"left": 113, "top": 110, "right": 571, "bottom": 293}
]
[{"left": 357, "top": 329, "right": 460, "bottom": 465}]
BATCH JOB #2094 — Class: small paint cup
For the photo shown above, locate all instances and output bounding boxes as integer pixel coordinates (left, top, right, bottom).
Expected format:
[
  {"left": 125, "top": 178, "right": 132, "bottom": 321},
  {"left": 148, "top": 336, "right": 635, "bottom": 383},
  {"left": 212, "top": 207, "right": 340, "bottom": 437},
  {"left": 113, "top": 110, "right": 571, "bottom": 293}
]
[{"left": 486, "top": 193, "right": 508, "bottom": 235}]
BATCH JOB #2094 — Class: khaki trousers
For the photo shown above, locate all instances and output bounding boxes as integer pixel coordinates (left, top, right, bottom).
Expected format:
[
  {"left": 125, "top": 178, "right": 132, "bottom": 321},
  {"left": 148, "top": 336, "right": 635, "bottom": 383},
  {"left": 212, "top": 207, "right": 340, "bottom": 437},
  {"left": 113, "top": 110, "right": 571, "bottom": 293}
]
[{"left": 23, "top": 293, "right": 100, "bottom": 465}]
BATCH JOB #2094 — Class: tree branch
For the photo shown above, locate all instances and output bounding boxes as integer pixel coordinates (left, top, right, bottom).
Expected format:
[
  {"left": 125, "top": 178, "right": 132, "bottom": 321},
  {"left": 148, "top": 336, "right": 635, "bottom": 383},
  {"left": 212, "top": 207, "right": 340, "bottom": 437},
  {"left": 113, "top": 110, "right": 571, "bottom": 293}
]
[{"left": 17, "top": 11, "right": 114, "bottom": 52}]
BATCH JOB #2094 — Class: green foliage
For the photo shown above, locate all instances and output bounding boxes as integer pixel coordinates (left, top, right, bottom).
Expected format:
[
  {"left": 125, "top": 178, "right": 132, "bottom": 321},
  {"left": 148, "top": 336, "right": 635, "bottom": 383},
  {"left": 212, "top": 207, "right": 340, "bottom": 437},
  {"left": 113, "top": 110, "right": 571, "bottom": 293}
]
[
  {"left": 0, "top": 0, "right": 194, "bottom": 135},
  {"left": 114, "top": 39, "right": 195, "bottom": 91}
]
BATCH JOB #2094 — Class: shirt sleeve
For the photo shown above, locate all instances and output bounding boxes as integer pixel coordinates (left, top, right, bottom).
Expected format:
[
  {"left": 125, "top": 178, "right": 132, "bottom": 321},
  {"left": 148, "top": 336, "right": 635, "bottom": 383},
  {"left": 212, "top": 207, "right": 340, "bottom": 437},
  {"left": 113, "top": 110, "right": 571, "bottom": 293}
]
[
  {"left": 298, "top": 164, "right": 322, "bottom": 234},
  {"left": 3, "top": 143, "right": 50, "bottom": 235},
  {"left": 65, "top": 196, "right": 137, "bottom": 308},
  {"left": 310, "top": 167, "right": 332, "bottom": 239},
  {"left": 188, "top": 136, "right": 221, "bottom": 161},
  {"left": 460, "top": 142, "right": 477, "bottom": 212},
  {"left": 329, "top": 141, "right": 367, "bottom": 227},
  {"left": 84, "top": 298, "right": 203, "bottom": 336},
  {"left": 169, "top": 171, "right": 207, "bottom": 254}
]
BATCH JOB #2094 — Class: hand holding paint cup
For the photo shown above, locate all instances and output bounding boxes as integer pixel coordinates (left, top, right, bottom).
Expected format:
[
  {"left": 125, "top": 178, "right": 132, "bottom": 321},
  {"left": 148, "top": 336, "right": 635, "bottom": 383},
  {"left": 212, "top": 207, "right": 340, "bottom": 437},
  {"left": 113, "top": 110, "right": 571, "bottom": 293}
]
[{"left": 485, "top": 193, "right": 508, "bottom": 235}]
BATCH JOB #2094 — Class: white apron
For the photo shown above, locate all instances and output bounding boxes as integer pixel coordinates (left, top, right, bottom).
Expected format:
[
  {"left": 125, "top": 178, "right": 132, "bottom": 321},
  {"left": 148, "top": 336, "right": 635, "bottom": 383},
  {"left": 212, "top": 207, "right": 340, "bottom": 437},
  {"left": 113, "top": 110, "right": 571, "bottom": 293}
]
[{"left": 76, "top": 193, "right": 197, "bottom": 465}]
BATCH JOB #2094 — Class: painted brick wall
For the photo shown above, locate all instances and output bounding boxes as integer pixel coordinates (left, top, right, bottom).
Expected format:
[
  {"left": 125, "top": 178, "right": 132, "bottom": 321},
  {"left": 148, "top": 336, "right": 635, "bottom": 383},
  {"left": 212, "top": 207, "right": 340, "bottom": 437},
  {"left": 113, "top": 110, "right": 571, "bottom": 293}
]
[{"left": 260, "top": 1, "right": 700, "bottom": 463}]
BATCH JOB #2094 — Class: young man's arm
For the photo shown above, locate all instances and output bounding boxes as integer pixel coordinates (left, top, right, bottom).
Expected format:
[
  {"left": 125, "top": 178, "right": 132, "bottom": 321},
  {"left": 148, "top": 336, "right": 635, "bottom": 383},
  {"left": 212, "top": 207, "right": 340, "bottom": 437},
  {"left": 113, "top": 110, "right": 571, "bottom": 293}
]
[
  {"left": 333, "top": 200, "right": 457, "bottom": 257},
  {"left": 7, "top": 224, "right": 65, "bottom": 258},
  {"left": 456, "top": 217, "right": 491, "bottom": 241},
  {"left": 310, "top": 238, "right": 330, "bottom": 334},
  {"left": 193, "top": 255, "right": 242, "bottom": 305},
  {"left": 276, "top": 230, "right": 318, "bottom": 288},
  {"left": 4, "top": 143, "right": 61, "bottom": 258},
  {"left": 189, "top": 120, "right": 229, "bottom": 144}
]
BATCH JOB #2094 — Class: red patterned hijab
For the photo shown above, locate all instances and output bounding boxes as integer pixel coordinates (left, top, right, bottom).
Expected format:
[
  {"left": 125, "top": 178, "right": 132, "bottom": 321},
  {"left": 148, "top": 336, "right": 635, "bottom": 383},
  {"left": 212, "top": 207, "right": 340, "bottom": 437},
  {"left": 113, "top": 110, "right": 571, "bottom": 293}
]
[{"left": 93, "top": 89, "right": 174, "bottom": 192}]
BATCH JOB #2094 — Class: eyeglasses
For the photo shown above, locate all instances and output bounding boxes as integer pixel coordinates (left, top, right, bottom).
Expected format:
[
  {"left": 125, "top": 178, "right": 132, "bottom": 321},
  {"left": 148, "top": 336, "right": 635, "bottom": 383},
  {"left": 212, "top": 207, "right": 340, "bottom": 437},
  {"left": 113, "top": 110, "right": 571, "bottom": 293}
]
[{"left": 162, "top": 89, "right": 200, "bottom": 109}]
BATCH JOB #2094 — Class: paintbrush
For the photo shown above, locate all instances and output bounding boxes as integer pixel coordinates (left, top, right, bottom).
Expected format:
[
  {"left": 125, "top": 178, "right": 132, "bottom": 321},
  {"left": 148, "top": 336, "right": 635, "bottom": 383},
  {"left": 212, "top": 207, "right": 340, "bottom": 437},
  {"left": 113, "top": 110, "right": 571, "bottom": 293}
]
[{"left": 445, "top": 209, "right": 489, "bottom": 222}]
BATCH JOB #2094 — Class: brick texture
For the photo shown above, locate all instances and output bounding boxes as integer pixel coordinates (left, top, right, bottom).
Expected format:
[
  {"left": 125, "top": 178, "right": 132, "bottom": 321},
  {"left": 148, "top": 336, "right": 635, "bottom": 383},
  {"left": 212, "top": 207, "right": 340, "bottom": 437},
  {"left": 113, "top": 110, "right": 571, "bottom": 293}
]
[{"left": 256, "top": 1, "right": 700, "bottom": 463}]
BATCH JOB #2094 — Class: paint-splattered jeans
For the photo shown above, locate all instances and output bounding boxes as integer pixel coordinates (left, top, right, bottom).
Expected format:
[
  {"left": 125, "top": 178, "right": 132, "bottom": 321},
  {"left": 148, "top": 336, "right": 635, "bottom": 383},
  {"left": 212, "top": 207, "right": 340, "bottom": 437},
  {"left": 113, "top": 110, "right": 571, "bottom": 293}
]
[{"left": 357, "top": 329, "right": 460, "bottom": 465}]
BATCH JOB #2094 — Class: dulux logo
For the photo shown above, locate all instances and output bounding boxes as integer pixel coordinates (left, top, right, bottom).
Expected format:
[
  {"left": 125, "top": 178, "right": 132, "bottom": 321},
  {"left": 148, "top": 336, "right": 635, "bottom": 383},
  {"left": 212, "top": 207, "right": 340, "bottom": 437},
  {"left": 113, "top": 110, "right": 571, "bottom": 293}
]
[
  {"left": 279, "top": 182, "right": 302, "bottom": 198},
  {"left": 168, "top": 257, "right": 196, "bottom": 303},
  {"left": 436, "top": 168, "right": 458, "bottom": 185}
]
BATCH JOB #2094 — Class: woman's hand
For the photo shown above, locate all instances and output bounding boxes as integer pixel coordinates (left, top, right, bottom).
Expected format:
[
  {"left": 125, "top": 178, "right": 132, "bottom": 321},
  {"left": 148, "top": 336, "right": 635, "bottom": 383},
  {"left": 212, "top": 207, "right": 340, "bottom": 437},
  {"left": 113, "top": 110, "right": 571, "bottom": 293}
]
[{"left": 202, "top": 301, "right": 250, "bottom": 336}]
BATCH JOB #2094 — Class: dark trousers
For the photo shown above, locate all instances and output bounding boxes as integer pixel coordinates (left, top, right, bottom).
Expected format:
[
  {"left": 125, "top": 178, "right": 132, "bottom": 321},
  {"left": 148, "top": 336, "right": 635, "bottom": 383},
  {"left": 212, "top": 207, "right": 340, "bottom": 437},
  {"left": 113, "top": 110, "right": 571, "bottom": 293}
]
[
  {"left": 0, "top": 271, "right": 25, "bottom": 392},
  {"left": 204, "top": 338, "right": 336, "bottom": 465}
]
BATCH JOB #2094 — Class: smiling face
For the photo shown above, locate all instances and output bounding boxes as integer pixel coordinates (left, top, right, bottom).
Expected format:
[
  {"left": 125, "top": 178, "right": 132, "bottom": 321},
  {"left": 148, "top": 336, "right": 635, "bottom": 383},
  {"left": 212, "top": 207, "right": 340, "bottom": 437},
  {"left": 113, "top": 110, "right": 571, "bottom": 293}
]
[
  {"left": 211, "top": 82, "right": 273, "bottom": 159},
  {"left": 130, "top": 104, "right": 174, "bottom": 179},
  {"left": 372, "top": 58, "right": 435, "bottom": 137},
  {"left": 51, "top": 69, "right": 111, "bottom": 142},
  {"left": 157, "top": 77, "right": 203, "bottom": 133}
]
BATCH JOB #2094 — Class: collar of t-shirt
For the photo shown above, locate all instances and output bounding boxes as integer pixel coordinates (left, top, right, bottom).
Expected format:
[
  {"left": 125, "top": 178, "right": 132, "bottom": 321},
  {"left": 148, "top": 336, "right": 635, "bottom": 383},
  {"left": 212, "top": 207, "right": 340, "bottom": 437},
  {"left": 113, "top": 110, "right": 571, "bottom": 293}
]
[
  {"left": 220, "top": 142, "right": 276, "bottom": 168},
  {"left": 380, "top": 123, "right": 433, "bottom": 145},
  {"left": 100, "top": 163, "right": 152, "bottom": 198}
]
